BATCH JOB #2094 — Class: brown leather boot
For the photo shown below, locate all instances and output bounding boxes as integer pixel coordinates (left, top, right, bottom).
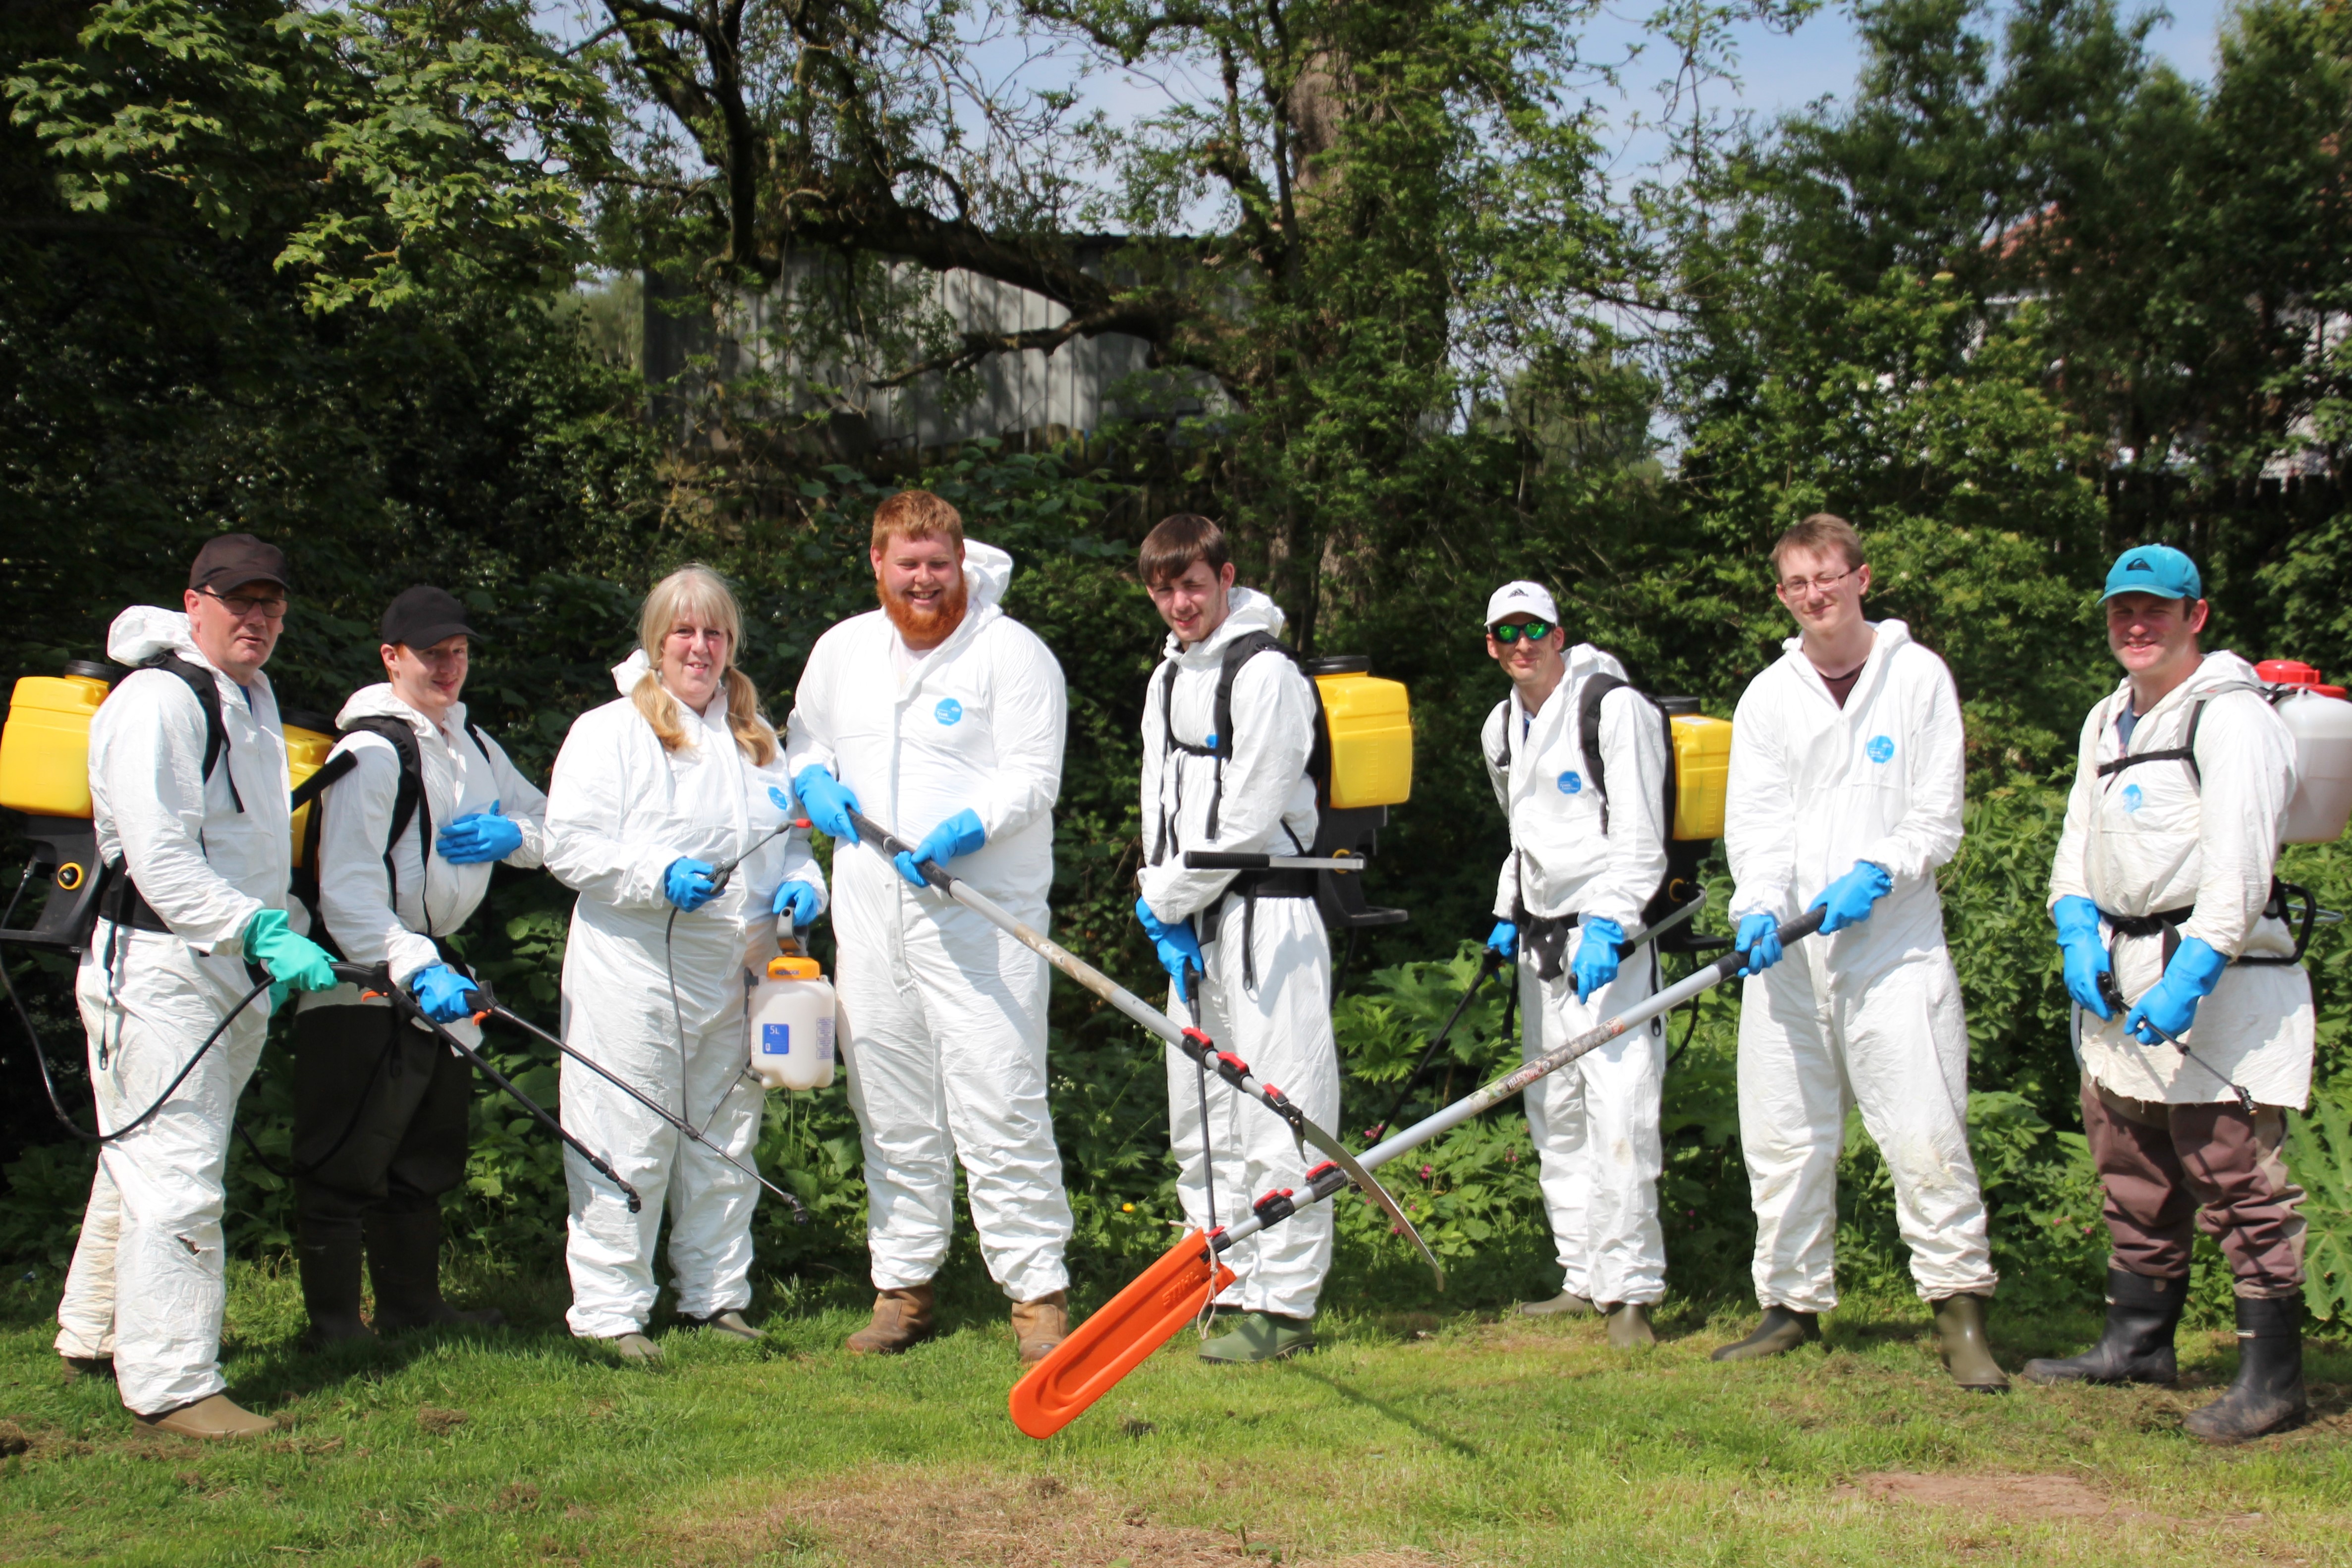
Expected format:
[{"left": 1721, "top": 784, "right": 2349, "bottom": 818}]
[
  {"left": 133, "top": 1394, "right": 276, "bottom": 1440},
  {"left": 845, "top": 1285, "right": 936, "bottom": 1355},
  {"left": 1012, "top": 1290, "right": 1068, "bottom": 1364}
]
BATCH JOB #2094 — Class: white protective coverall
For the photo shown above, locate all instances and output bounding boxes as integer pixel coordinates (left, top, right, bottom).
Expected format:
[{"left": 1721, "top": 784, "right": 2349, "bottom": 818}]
[
  {"left": 1140, "top": 589, "right": 1338, "bottom": 1320},
  {"left": 1482, "top": 644, "right": 1671, "bottom": 1307},
  {"left": 55, "top": 608, "right": 294, "bottom": 1415},
  {"left": 305, "top": 682, "right": 549, "bottom": 1025},
  {"left": 2048, "top": 651, "right": 2313, "bottom": 1107},
  {"left": 783, "top": 541, "right": 1073, "bottom": 1301},
  {"left": 544, "top": 658, "right": 823, "bottom": 1337},
  {"left": 1725, "top": 619, "right": 1997, "bottom": 1311}
]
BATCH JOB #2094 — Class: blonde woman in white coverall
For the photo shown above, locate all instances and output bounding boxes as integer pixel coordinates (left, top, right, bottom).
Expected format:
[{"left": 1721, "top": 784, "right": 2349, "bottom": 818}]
[
  {"left": 783, "top": 489, "right": 1074, "bottom": 1364},
  {"left": 55, "top": 535, "right": 339, "bottom": 1439},
  {"left": 1477, "top": 580, "right": 1671, "bottom": 1348},
  {"left": 1716, "top": 513, "right": 2007, "bottom": 1391},
  {"left": 545, "top": 566, "right": 825, "bottom": 1360},
  {"left": 1133, "top": 514, "right": 1337, "bottom": 1364}
]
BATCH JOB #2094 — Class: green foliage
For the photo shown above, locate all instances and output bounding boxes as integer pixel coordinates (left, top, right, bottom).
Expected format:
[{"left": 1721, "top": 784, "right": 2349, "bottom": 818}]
[{"left": 2287, "top": 1083, "right": 2352, "bottom": 1323}]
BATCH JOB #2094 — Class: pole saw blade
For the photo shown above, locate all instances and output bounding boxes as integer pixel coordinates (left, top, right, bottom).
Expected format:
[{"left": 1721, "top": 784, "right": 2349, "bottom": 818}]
[
  {"left": 1009, "top": 1228, "right": 1236, "bottom": 1440},
  {"left": 1294, "top": 1122, "right": 1443, "bottom": 1288}
]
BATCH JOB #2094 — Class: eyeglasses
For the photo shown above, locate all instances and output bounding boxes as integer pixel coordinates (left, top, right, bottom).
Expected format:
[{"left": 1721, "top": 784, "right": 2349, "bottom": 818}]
[
  {"left": 1488, "top": 620, "right": 1555, "bottom": 644},
  {"left": 1776, "top": 567, "right": 1857, "bottom": 597},
  {"left": 200, "top": 588, "right": 288, "bottom": 620}
]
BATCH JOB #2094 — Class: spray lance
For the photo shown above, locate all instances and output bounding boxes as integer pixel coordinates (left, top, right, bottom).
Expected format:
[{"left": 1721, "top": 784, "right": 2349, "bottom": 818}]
[
  {"left": 1008, "top": 903, "right": 1828, "bottom": 1440},
  {"left": 841, "top": 809, "right": 1440, "bottom": 1280},
  {"left": 1361, "top": 892, "right": 1711, "bottom": 1143}
]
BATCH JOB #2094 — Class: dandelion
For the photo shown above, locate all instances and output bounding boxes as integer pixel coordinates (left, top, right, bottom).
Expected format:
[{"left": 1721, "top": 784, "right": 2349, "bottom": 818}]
[{"left": 1122, "top": 1202, "right": 1136, "bottom": 1213}]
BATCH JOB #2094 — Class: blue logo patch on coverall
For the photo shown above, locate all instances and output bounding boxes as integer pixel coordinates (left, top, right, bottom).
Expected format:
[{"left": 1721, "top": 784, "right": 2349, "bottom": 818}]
[
  {"left": 1865, "top": 735, "right": 1895, "bottom": 763},
  {"left": 935, "top": 699, "right": 963, "bottom": 725},
  {"left": 1557, "top": 771, "right": 1582, "bottom": 794},
  {"left": 2122, "top": 783, "right": 2144, "bottom": 812}
]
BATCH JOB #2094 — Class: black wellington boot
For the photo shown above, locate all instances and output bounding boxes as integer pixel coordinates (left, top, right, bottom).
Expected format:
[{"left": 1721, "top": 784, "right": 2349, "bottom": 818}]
[
  {"left": 2020, "top": 1268, "right": 2183, "bottom": 1386},
  {"left": 2183, "top": 1296, "right": 2308, "bottom": 1445},
  {"left": 365, "top": 1209, "right": 504, "bottom": 1333},
  {"left": 296, "top": 1213, "right": 376, "bottom": 1349},
  {"left": 1710, "top": 1305, "right": 1821, "bottom": 1362}
]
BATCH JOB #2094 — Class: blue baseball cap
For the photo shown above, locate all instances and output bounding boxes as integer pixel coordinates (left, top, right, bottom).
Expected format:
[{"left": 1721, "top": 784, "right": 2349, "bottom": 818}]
[{"left": 2101, "top": 544, "right": 2202, "bottom": 603}]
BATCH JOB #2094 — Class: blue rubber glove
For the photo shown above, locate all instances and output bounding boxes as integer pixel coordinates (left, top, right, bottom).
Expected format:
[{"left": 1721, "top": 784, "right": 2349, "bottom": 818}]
[
  {"left": 437, "top": 801, "right": 523, "bottom": 865},
  {"left": 2052, "top": 894, "right": 2115, "bottom": 1020},
  {"left": 1735, "top": 911, "right": 1784, "bottom": 976},
  {"left": 894, "top": 808, "right": 986, "bottom": 889},
  {"left": 2124, "top": 936, "right": 2228, "bottom": 1044},
  {"left": 1486, "top": 921, "right": 1518, "bottom": 962},
  {"left": 771, "top": 880, "right": 823, "bottom": 929},
  {"left": 1809, "top": 861, "right": 1893, "bottom": 933},
  {"left": 792, "top": 766, "right": 861, "bottom": 843},
  {"left": 244, "top": 907, "right": 337, "bottom": 1007},
  {"left": 1572, "top": 917, "right": 1623, "bottom": 1004},
  {"left": 1135, "top": 897, "right": 1204, "bottom": 1006},
  {"left": 408, "top": 963, "right": 481, "bottom": 1025},
  {"left": 663, "top": 857, "right": 717, "bottom": 911}
]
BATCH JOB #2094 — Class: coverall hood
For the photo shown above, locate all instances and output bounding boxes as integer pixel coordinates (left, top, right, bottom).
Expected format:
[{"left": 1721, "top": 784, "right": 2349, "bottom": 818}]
[{"left": 106, "top": 605, "right": 207, "bottom": 670}]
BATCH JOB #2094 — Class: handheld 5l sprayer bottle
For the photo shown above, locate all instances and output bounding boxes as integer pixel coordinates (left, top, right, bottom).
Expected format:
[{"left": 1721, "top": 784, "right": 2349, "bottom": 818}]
[{"left": 745, "top": 918, "right": 837, "bottom": 1091}]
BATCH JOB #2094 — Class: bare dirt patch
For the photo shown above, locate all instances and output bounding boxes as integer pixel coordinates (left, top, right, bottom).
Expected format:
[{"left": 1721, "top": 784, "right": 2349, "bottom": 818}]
[
  {"left": 667, "top": 1467, "right": 1443, "bottom": 1568},
  {"left": 1837, "top": 1471, "right": 2168, "bottom": 1523}
]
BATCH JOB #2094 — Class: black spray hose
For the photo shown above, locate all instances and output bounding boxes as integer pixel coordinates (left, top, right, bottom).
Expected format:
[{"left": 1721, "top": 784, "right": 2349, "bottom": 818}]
[
  {"left": 1365, "top": 945, "right": 1504, "bottom": 1143},
  {"left": 0, "top": 955, "right": 273, "bottom": 1145},
  {"left": 328, "top": 963, "right": 644, "bottom": 1214},
  {"left": 479, "top": 994, "right": 810, "bottom": 1224}
]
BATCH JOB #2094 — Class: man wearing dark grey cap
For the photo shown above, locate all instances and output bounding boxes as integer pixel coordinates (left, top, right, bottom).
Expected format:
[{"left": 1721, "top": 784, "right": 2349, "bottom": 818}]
[
  {"left": 289, "top": 585, "right": 548, "bottom": 1347},
  {"left": 55, "top": 534, "right": 342, "bottom": 1438}
]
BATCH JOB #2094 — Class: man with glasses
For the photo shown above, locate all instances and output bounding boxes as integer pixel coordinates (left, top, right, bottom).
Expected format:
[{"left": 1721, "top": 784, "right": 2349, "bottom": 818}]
[
  {"left": 1714, "top": 514, "right": 2005, "bottom": 1389},
  {"left": 55, "top": 535, "right": 341, "bottom": 1437},
  {"left": 1479, "top": 580, "right": 1672, "bottom": 1346},
  {"left": 291, "top": 586, "right": 547, "bottom": 1347}
]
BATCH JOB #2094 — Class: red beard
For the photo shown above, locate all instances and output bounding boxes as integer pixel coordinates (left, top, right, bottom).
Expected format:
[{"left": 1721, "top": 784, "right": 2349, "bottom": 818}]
[{"left": 880, "top": 571, "right": 968, "bottom": 645}]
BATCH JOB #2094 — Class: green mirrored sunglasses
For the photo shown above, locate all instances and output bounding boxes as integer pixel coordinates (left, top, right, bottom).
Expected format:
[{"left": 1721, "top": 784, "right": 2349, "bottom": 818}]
[{"left": 1488, "top": 619, "right": 1555, "bottom": 644}]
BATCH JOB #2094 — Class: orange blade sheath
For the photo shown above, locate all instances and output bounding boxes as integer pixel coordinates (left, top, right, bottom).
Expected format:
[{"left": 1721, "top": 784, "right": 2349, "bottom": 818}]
[{"left": 1008, "top": 1228, "right": 1235, "bottom": 1440}]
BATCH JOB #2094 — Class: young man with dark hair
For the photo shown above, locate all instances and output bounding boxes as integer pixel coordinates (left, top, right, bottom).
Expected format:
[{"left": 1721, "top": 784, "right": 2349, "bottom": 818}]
[
  {"left": 2028, "top": 545, "right": 2314, "bottom": 1443},
  {"left": 786, "top": 489, "right": 1076, "bottom": 1364},
  {"left": 1717, "top": 513, "right": 2006, "bottom": 1389},
  {"left": 1478, "top": 580, "right": 1673, "bottom": 1346},
  {"left": 291, "top": 586, "right": 547, "bottom": 1347},
  {"left": 1133, "top": 513, "right": 1338, "bottom": 1363}
]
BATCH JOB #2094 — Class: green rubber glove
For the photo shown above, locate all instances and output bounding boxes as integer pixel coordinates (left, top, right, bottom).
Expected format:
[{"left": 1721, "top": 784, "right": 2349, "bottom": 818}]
[{"left": 244, "top": 908, "right": 336, "bottom": 1007}]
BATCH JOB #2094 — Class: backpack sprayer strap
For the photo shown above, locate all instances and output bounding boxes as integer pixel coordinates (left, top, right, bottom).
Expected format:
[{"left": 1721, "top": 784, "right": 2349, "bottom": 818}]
[
  {"left": 95, "top": 860, "right": 172, "bottom": 935},
  {"left": 2097, "top": 879, "right": 2316, "bottom": 968}
]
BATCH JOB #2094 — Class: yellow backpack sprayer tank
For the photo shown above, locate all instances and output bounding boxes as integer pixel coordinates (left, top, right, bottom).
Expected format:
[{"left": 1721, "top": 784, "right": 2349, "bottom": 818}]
[
  {"left": 1305, "top": 656, "right": 1413, "bottom": 930},
  {"left": 0, "top": 659, "right": 336, "bottom": 954}
]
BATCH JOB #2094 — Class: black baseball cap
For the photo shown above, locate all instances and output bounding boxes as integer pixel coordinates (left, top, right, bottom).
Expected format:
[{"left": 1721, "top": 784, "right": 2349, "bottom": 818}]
[
  {"left": 188, "top": 533, "right": 290, "bottom": 594},
  {"left": 379, "top": 586, "right": 479, "bottom": 649}
]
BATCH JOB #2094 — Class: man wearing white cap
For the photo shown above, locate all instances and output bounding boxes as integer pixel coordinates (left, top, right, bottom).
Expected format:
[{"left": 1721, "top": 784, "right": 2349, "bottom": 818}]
[{"left": 1478, "top": 580, "right": 1672, "bottom": 1346}]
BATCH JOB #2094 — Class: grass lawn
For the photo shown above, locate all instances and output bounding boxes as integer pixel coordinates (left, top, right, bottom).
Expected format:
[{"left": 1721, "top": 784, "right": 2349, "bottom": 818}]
[{"left": 0, "top": 1262, "right": 2347, "bottom": 1567}]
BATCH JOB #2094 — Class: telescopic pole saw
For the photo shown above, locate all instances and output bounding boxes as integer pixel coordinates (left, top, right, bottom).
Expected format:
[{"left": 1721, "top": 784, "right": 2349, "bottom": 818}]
[
  {"left": 1008, "top": 905, "right": 1828, "bottom": 1440},
  {"left": 841, "top": 809, "right": 1440, "bottom": 1281}
]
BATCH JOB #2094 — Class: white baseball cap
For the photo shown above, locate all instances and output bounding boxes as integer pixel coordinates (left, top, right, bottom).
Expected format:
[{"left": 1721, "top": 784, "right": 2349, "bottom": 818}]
[{"left": 1484, "top": 580, "right": 1559, "bottom": 626}]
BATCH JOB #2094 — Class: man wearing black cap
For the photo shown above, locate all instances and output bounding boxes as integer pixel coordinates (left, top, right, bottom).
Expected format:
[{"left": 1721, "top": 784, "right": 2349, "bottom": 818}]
[
  {"left": 55, "top": 534, "right": 342, "bottom": 1438},
  {"left": 290, "top": 586, "right": 548, "bottom": 1346}
]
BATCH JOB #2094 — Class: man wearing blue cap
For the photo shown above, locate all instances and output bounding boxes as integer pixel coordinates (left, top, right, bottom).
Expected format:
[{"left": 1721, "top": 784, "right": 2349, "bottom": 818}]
[{"left": 2030, "top": 544, "right": 2314, "bottom": 1444}]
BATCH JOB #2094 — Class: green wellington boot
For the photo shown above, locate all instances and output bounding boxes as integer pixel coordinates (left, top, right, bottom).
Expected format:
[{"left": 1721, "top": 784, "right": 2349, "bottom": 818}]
[
  {"left": 1198, "top": 1311, "right": 1315, "bottom": 1363},
  {"left": 1519, "top": 1291, "right": 1598, "bottom": 1319},
  {"left": 1931, "top": 1293, "right": 2010, "bottom": 1392},
  {"left": 1711, "top": 1305, "right": 1821, "bottom": 1361},
  {"left": 1606, "top": 1303, "right": 1657, "bottom": 1348}
]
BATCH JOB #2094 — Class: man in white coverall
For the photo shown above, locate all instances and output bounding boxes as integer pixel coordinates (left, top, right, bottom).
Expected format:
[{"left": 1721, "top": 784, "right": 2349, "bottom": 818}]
[
  {"left": 292, "top": 585, "right": 547, "bottom": 1346},
  {"left": 2024, "top": 544, "right": 2314, "bottom": 1444},
  {"left": 1716, "top": 513, "right": 2007, "bottom": 1390},
  {"left": 54, "top": 534, "right": 340, "bottom": 1438},
  {"left": 546, "top": 565, "right": 826, "bottom": 1360},
  {"left": 785, "top": 490, "right": 1074, "bottom": 1364},
  {"left": 1477, "top": 580, "right": 1671, "bottom": 1348},
  {"left": 1132, "top": 514, "right": 1338, "bottom": 1364}
]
